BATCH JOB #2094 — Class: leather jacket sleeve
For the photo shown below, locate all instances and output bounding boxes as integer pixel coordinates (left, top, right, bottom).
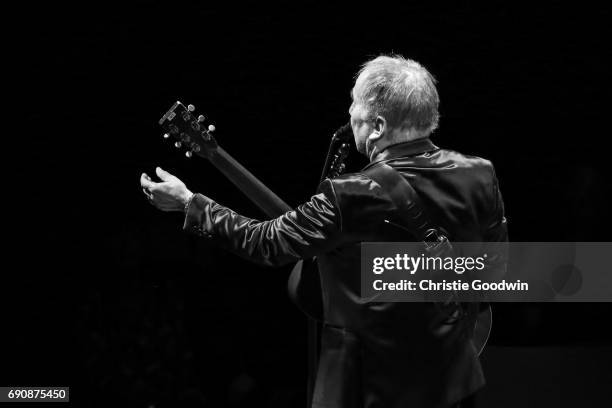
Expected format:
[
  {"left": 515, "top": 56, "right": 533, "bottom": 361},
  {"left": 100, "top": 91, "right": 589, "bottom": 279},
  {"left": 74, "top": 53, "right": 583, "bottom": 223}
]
[{"left": 183, "top": 180, "right": 343, "bottom": 267}]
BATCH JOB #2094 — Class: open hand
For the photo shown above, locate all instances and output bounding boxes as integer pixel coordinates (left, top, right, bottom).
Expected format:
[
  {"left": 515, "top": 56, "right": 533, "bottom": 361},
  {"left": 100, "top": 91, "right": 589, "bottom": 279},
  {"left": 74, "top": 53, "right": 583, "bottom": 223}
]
[{"left": 140, "top": 167, "right": 194, "bottom": 212}]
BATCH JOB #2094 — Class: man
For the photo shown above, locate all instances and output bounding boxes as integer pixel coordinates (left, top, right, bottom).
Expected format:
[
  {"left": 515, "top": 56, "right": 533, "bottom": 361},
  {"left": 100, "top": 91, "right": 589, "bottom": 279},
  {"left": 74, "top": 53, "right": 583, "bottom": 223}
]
[{"left": 141, "top": 55, "right": 508, "bottom": 408}]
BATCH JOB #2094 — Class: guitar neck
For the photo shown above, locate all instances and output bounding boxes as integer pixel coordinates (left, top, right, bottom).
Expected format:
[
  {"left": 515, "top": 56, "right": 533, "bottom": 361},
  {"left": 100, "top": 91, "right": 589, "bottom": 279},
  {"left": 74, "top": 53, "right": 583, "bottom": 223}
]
[{"left": 205, "top": 147, "right": 293, "bottom": 218}]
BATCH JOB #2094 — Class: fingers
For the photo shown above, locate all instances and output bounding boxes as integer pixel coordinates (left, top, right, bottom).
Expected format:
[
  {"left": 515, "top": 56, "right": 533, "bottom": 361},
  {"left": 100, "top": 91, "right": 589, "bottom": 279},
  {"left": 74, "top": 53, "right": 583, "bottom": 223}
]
[
  {"left": 141, "top": 173, "right": 155, "bottom": 201},
  {"left": 155, "top": 166, "right": 174, "bottom": 182},
  {"left": 140, "top": 173, "right": 157, "bottom": 190}
]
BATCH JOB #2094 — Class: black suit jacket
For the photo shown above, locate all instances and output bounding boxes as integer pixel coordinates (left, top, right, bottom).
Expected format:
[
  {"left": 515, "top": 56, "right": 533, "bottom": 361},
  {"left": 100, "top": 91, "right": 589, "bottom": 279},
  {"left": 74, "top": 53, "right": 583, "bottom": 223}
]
[{"left": 184, "top": 137, "right": 508, "bottom": 408}]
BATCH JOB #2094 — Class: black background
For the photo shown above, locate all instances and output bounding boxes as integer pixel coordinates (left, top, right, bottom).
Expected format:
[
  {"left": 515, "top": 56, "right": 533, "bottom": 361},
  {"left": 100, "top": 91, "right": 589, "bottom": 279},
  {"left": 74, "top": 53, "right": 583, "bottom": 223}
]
[{"left": 7, "top": 2, "right": 612, "bottom": 407}]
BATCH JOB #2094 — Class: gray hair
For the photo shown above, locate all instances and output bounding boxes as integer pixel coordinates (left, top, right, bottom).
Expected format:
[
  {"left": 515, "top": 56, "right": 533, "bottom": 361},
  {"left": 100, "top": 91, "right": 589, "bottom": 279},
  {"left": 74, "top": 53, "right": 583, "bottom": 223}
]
[{"left": 353, "top": 55, "right": 440, "bottom": 132}]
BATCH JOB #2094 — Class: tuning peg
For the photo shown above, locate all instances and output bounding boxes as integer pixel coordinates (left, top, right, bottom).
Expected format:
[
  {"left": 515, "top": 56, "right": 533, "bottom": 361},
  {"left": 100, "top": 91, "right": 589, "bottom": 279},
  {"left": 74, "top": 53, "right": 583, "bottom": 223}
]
[
  {"left": 208, "top": 124, "right": 216, "bottom": 132},
  {"left": 197, "top": 115, "right": 205, "bottom": 122},
  {"left": 174, "top": 141, "right": 182, "bottom": 148},
  {"left": 187, "top": 104, "right": 195, "bottom": 112},
  {"left": 185, "top": 151, "right": 193, "bottom": 158},
  {"left": 163, "top": 133, "right": 170, "bottom": 139}
]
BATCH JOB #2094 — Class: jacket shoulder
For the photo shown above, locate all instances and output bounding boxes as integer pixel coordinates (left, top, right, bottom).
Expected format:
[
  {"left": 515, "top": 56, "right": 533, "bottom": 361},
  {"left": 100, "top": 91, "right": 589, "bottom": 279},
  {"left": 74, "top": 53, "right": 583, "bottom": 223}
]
[
  {"left": 432, "top": 149, "right": 500, "bottom": 190},
  {"left": 323, "top": 172, "right": 390, "bottom": 202},
  {"left": 438, "top": 148, "right": 496, "bottom": 172},
  {"left": 317, "top": 172, "right": 396, "bottom": 236}
]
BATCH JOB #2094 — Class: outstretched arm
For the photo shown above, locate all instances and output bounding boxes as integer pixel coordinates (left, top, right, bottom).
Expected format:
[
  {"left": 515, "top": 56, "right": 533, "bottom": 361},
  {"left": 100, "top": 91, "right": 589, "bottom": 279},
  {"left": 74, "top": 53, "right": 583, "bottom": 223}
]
[{"left": 140, "top": 167, "right": 343, "bottom": 267}]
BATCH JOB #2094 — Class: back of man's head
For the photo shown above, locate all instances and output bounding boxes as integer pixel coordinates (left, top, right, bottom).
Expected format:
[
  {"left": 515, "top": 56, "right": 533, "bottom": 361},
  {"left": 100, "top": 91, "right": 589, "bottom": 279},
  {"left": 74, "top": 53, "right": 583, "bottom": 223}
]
[{"left": 354, "top": 55, "right": 440, "bottom": 134}]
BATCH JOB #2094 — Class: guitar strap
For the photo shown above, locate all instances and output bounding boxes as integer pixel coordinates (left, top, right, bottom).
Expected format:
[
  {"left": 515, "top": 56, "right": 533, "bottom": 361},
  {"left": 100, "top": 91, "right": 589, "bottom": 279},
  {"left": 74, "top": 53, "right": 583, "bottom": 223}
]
[
  {"left": 364, "top": 161, "right": 453, "bottom": 249},
  {"left": 363, "top": 162, "right": 480, "bottom": 326}
]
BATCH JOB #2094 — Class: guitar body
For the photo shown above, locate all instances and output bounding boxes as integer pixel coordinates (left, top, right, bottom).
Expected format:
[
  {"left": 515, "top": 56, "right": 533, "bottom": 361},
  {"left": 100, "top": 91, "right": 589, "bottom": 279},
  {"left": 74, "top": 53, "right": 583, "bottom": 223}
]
[{"left": 287, "top": 259, "right": 323, "bottom": 321}]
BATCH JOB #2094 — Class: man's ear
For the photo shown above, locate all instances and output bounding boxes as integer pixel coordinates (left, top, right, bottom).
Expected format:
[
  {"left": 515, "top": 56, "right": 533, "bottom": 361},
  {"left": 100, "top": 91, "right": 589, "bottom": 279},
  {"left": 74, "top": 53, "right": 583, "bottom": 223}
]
[{"left": 368, "top": 115, "right": 387, "bottom": 142}]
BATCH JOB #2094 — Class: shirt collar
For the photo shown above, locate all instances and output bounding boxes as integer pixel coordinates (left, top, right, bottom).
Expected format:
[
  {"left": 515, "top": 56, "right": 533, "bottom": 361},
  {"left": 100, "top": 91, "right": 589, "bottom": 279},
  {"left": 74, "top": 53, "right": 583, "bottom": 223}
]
[{"left": 362, "top": 137, "right": 439, "bottom": 170}]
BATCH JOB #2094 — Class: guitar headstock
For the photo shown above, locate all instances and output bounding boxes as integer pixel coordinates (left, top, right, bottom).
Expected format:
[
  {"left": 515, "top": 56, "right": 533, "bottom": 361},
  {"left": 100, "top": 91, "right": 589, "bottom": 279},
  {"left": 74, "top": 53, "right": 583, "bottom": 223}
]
[
  {"left": 158, "top": 101, "right": 218, "bottom": 159},
  {"left": 321, "top": 122, "right": 352, "bottom": 180}
]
